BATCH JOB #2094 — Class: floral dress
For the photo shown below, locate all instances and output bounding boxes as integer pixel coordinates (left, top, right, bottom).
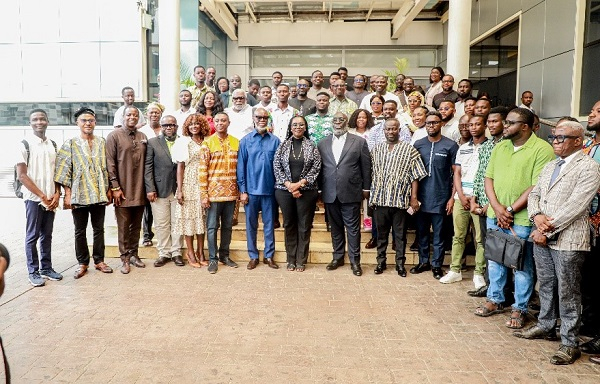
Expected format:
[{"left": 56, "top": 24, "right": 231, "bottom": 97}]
[{"left": 172, "top": 137, "right": 206, "bottom": 235}]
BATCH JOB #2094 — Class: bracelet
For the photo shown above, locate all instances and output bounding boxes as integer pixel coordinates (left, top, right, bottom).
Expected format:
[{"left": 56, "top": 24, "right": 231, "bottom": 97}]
[{"left": 111, "top": 187, "right": 121, "bottom": 191}]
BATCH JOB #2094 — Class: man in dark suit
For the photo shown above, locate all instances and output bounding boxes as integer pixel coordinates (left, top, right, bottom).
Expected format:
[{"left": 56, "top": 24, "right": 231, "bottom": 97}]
[
  {"left": 144, "top": 115, "right": 184, "bottom": 267},
  {"left": 318, "top": 111, "right": 371, "bottom": 276}
]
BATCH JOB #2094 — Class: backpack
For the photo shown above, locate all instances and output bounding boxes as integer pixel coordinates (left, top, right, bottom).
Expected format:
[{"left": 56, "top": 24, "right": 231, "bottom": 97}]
[{"left": 13, "top": 139, "right": 57, "bottom": 198}]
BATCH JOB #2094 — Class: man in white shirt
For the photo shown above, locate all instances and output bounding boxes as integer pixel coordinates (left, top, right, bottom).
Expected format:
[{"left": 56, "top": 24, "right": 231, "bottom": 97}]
[
  {"left": 359, "top": 76, "right": 401, "bottom": 112},
  {"left": 113, "top": 86, "right": 146, "bottom": 129},
  {"left": 267, "top": 84, "right": 299, "bottom": 142},
  {"left": 171, "top": 90, "right": 196, "bottom": 128},
  {"left": 224, "top": 89, "right": 254, "bottom": 140}
]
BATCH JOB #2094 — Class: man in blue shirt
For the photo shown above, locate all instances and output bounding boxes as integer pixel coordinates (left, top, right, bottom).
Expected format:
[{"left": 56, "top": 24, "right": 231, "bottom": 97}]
[
  {"left": 237, "top": 107, "right": 281, "bottom": 270},
  {"left": 412, "top": 111, "right": 459, "bottom": 279}
]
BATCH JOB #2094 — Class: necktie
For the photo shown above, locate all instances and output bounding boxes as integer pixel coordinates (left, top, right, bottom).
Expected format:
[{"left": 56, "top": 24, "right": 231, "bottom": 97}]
[{"left": 549, "top": 159, "right": 565, "bottom": 187}]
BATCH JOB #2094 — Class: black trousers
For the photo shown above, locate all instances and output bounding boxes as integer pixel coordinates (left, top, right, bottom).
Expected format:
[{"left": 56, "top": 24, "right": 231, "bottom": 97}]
[
  {"left": 374, "top": 206, "right": 407, "bottom": 266},
  {"left": 72, "top": 204, "right": 106, "bottom": 265},
  {"left": 275, "top": 189, "right": 318, "bottom": 266},
  {"left": 326, "top": 199, "right": 361, "bottom": 265},
  {"left": 582, "top": 242, "right": 600, "bottom": 335},
  {"left": 143, "top": 202, "right": 154, "bottom": 241}
]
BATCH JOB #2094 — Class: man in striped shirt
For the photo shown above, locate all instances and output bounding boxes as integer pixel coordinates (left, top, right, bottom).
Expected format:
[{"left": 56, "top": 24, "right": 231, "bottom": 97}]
[{"left": 370, "top": 118, "right": 427, "bottom": 277}]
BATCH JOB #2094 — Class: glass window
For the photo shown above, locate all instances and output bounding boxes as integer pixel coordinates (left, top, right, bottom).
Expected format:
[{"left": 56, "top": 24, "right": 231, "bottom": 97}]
[
  {"left": 58, "top": 0, "right": 100, "bottom": 42},
  {"left": 99, "top": 42, "right": 142, "bottom": 99},
  {"left": 20, "top": 0, "right": 60, "bottom": 43},
  {"left": 0, "top": 46, "right": 23, "bottom": 101},
  {"left": 0, "top": 1, "right": 21, "bottom": 43},
  {"left": 581, "top": 1, "right": 600, "bottom": 114},
  {"left": 21, "top": 44, "right": 62, "bottom": 99},
  {"left": 61, "top": 43, "right": 101, "bottom": 98},
  {"left": 585, "top": 0, "right": 600, "bottom": 45},
  {"left": 252, "top": 49, "right": 342, "bottom": 69}
]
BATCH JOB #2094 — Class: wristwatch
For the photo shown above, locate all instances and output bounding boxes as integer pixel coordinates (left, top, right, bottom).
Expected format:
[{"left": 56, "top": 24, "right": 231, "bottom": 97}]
[{"left": 506, "top": 206, "right": 514, "bottom": 213}]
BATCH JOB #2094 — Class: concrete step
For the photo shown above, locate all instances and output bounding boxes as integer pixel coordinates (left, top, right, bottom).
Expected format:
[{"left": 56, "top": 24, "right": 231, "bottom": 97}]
[{"left": 237, "top": 208, "right": 327, "bottom": 224}]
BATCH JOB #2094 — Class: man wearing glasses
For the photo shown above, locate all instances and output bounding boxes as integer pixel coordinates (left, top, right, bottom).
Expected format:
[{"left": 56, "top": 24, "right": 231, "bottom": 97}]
[
  {"left": 513, "top": 120, "right": 600, "bottom": 365},
  {"left": 289, "top": 78, "right": 316, "bottom": 117},
  {"left": 474, "top": 108, "right": 554, "bottom": 329},
  {"left": 318, "top": 112, "right": 371, "bottom": 277},
  {"left": 432, "top": 75, "right": 459, "bottom": 110},
  {"left": 55, "top": 107, "right": 113, "bottom": 279},
  {"left": 144, "top": 115, "right": 183, "bottom": 268},
  {"left": 224, "top": 89, "right": 254, "bottom": 140},
  {"left": 329, "top": 79, "right": 358, "bottom": 117},
  {"left": 346, "top": 74, "right": 369, "bottom": 107},
  {"left": 106, "top": 106, "right": 148, "bottom": 274},
  {"left": 237, "top": 108, "right": 281, "bottom": 270},
  {"left": 412, "top": 111, "right": 458, "bottom": 280}
]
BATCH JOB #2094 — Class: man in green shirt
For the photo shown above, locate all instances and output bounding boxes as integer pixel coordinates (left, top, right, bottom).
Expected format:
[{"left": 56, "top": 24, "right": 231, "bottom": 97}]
[{"left": 474, "top": 108, "right": 554, "bottom": 330}]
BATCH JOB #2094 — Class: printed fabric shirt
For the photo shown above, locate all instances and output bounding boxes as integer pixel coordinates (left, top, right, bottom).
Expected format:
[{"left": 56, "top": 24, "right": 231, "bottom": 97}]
[
  {"left": 454, "top": 138, "right": 487, "bottom": 198},
  {"left": 306, "top": 113, "right": 333, "bottom": 145},
  {"left": 328, "top": 97, "right": 358, "bottom": 118},
  {"left": 583, "top": 137, "right": 600, "bottom": 232},
  {"left": 472, "top": 138, "right": 502, "bottom": 207},
  {"left": 199, "top": 134, "right": 239, "bottom": 202},
  {"left": 369, "top": 141, "right": 427, "bottom": 208},
  {"left": 188, "top": 83, "right": 214, "bottom": 110},
  {"left": 54, "top": 136, "right": 109, "bottom": 206}
]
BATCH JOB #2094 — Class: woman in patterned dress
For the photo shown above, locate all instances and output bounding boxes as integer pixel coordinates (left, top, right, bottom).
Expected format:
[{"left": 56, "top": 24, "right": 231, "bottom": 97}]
[{"left": 173, "top": 114, "right": 210, "bottom": 267}]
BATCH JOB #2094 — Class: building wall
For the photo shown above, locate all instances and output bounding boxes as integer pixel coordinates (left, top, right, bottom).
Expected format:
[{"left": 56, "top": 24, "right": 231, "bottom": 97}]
[
  {"left": 0, "top": 0, "right": 146, "bottom": 103},
  {"left": 470, "top": 0, "right": 581, "bottom": 118}
]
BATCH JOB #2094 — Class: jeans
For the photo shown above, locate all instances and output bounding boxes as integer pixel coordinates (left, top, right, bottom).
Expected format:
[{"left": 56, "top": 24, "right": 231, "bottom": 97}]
[
  {"left": 245, "top": 194, "right": 276, "bottom": 260},
  {"left": 24, "top": 200, "right": 55, "bottom": 274},
  {"left": 486, "top": 218, "right": 534, "bottom": 312},
  {"left": 415, "top": 211, "right": 445, "bottom": 267},
  {"left": 206, "top": 201, "right": 236, "bottom": 261},
  {"left": 72, "top": 204, "right": 106, "bottom": 265}
]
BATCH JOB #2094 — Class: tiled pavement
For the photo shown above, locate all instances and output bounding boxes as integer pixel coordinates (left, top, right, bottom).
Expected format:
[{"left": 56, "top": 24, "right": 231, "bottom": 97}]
[{"left": 1, "top": 199, "right": 600, "bottom": 383}]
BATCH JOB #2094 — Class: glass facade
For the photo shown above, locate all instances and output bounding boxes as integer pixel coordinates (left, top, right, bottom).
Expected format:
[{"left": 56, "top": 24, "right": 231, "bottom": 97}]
[{"left": 580, "top": 0, "right": 600, "bottom": 114}]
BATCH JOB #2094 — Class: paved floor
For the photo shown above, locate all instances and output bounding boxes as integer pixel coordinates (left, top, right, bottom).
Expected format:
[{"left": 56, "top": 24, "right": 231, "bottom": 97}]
[{"left": 1, "top": 199, "right": 600, "bottom": 383}]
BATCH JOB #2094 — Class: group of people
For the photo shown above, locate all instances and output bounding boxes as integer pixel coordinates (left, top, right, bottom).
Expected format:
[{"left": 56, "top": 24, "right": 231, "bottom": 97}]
[{"left": 13, "top": 64, "right": 600, "bottom": 366}]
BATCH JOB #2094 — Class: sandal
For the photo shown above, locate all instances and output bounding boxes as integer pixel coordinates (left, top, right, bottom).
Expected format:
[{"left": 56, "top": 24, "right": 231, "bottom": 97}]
[
  {"left": 506, "top": 309, "right": 526, "bottom": 329},
  {"left": 287, "top": 263, "right": 296, "bottom": 271},
  {"left": 196, "top": 251, "right": 209, "bottom": 266},
  {"left": 296, "top": 265, "right": 305, "bottom": 272},
  {"left": 187, "top": 251, "right": 201, "bottom": 268},
  {"left": 474, "top": 301, "right": 505, "bottom": 317}
]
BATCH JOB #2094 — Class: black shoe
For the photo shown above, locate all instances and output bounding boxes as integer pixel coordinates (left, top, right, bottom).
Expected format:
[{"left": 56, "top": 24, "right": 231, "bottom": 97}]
[
  {"left": 351, "top": 263, "right": 362, "bottom": 276},
  {"left": 513, "top": 325, "right": 559, "bottom": 341},
  {"left": 396, "top": 265, "right": 407, "bottom": 277},
  {"left": 273, "top": 221, "right": 281, "bottom": 229},
  {"left": 392, "top": 240, "right": 396, "bottom": 251},
  {"left": 461, "top": 262, "right": 468, "bottom": 272},
  {"left": 326, "top": 259, "right": 344, "bottom": 270},
  {"left": 374, "top": 263, "right": 386, "bottom": 275},
  {"left": 579, "top": 324, "right": 599, "bottom": 338},
  {"left": 410, "top": 262, "right": 431, "bottom": 274},
  {"left": 409, "top": 241, "right": 418, "bottom": 252},
  {"left": 467, "top": 286, "right": 488, "bottom": 297},
  {"left": 581, "top": 337, "right": 600, "bottom": 354},
  {"left": 219, "top": 257, "right": 238, "bottom": 268},
  {"left": 365, "top": 238, "right": 376, "bottom": 249},
  {"left": 550, "top": 345, "right": 581, "bottom": 365},
  {"left": 432, "top": 267, "right": 444, "bottom": 279},
  {"left": 173, "top": 256, "right": 185, "bottom": 266},
  {"left": 326, "top": 222, "right": 331, "bottom": 232}
]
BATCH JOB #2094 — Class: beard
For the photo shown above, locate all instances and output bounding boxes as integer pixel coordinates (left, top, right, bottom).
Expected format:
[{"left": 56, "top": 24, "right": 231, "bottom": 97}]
[
  {"left": 588, "top": 121, "right": 600, "bottom": 132},
  {"left": 256, "top": 126, "right": 268, "bottom": 134},
  {"left": 333, "top": 127, "right": 348, "bottom": 137}
]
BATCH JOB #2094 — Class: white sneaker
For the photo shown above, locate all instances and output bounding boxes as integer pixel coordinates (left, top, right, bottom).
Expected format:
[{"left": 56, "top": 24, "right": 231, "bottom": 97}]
[
  {"left": 439, "top": 270, "right": 462, "bottom": 284},
  {"left": 473, "top": 274, "right": 486, "bottom": 290}
]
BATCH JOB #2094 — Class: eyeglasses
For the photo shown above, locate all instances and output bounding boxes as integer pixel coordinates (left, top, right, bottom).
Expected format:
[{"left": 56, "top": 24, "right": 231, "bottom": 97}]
[
  {"left": 354, "top": 79, "right": 365, "bottom": 83},
  {"left": 291, "top": 123, "right": 306, "bottom": 128},
  {"left": 255, "top": 115, "right": 269, "bottom": 120},
  {"left": 78, "top": 118, "right": 96, "bottom": 124},
  {"left": 297, "top": 84, "right": 308, "bottom": 88},
  {"left": 425, "top": 121, "right": 442, "bottom": 126},
  {"left": 503, "top": 120, "right": 526, "bottom": 127},
  {"left": 161, "top": 123, "right": 177, "bottom": 128},
  {"left": 442, "top": 80, "right": 454, "bottom": 83},
  {"left": 332, "top": 117, "right": 346, "bottom": 123},
  {"left": 548, "top": 134, "right": 579, "bottom": 143},
  {"left": 232, "top": 97, "right": 245, "bottom": 101},
  {"left": 458, "top": 123, "right": 469, "bottom": 129},
  {"left": 371, "top": 101, "right": 383, "bottom": 105}
]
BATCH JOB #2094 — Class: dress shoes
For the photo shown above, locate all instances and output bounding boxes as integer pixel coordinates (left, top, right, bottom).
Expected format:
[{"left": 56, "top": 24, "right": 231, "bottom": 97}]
[
  {"left": 374, "top": 263, "right": 387, "bottom": 275},
  {"left": 154, "top": 256, "right": 170, "bottom": 267},
  {"left": 351, "top": 263, "right": 363, "bottom": 276},
  {"left": 264, "top": 258, "right": 279, "bottom": 269},
  {"left": 409, "top": 240, "right": 419, "bottom": 252},
  {"left": 173, "top": 256, "right": 185, "bottom": 266},
  {"left": 513, "top": 325, "right": 559, "bottom": 341},
  {"left": 365, "top": 238, "right": 376, "bottom": 249},
  {"left": 273, "top": 221, "right": 281, "bottom": 229},
  {"left": 326, "top": 259, "right": 344, "bottom": 270},
  {"left": 120, "top": 260, "right": 131, "bottom": 274},
  {"left": 73, "top": 265, "right": 88, "bottom": 279},
  {"left": 392, "top": 240, "right": 396, "bottom": 251},
  {"left": 550, "top": 345, "right": 581, "bottom": 365},
  {"left": 94, "top": 262, "right": 113, "bottom": 273},
  {"left": 432, "top": 267, "right": 444, "bottom": 280},
  {"left": 247, "top": 259, "right": 259, "bottom": 270},
  {"left": 396, "top": 265, "right": 407, "bottom": 277},
  {"left": 410, "top": 262, "right": 431, "bottom": 274},
  {"left": 130, "top": 256, "right": 146, "bottom": 268},
  {"left": 590, "top": 355, "right": 600, "bottom": 365},
  {"left": 581, "top": 337, "right": 600, "bottom": 354},
  {"left": 232, "top": 218, "right": 239, "bottom": 226}
]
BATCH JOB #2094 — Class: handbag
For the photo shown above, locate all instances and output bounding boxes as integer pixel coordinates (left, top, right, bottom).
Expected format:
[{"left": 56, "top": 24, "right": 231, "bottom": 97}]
[{"left": 485, "top": 227, "right": 526, "bottom": 271}]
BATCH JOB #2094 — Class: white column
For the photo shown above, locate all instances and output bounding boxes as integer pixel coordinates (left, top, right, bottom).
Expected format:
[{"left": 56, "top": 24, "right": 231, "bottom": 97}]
[
  {"left": 158, "top": 0, "right": 181, "bottom": 112},
  {"left": 446, "top": 0, "right": 472, "bottom": 82}
]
